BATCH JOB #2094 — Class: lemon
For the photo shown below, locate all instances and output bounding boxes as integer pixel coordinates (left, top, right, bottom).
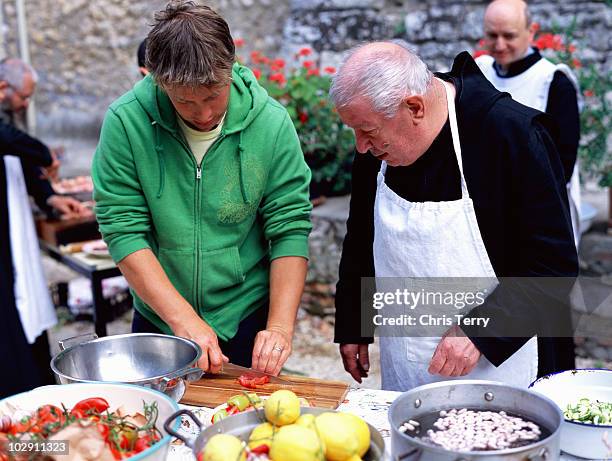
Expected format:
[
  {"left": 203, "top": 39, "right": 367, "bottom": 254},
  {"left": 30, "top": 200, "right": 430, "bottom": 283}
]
[
  {"left": 295, "top": 413, "right": 316, "bottom": 428},
  {"left": 269, "top": 424, "right": 325, "bottom": 461},
  {"left": 264, "top": 389, "right": 301, "bottom": 426},
  {"left": 338, "top": 412, "right": 370, "bottom": 457},
  {"left": 315, "top": 412, "right": 360, "bottom": 461},
  {"left": 201, "top": 433, "right": 246, "bottom": 461},
  {"left": 248, "top": 422, "right": 276, "bottom": 449}
]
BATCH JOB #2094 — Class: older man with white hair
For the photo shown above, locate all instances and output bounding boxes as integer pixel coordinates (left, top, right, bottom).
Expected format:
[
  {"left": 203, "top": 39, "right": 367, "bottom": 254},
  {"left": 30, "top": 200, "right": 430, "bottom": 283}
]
[{"left": 331, "top": 41, "right": 577, "bottom": 391}]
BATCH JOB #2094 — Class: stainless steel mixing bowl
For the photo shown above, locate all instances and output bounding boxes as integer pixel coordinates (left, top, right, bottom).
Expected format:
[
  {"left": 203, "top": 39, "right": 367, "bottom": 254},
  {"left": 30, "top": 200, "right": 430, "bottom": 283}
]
[{"left": 50, "top": 333, "right": 203, "bottom": 401}]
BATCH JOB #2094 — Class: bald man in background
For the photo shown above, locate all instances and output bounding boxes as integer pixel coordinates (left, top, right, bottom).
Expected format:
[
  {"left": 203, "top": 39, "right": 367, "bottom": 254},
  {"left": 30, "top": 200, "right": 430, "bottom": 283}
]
[{"left": 476, "top": 0, "right": 579, "bottom": 377}]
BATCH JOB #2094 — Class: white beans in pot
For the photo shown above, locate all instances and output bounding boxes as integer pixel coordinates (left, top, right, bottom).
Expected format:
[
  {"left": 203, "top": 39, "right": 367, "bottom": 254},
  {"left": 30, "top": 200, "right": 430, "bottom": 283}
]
[{"left": 400, "top": 408, "right": 543, "bottom": 452}]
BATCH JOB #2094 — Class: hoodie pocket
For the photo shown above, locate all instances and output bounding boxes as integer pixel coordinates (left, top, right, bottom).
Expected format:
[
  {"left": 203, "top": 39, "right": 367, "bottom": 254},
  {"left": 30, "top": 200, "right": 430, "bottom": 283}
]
[
  {"left": 158, "top": 248, "right": 196, "bottom": 306},
  {"left": 200, "top": 246, "right": 245, "bottom": 309}
]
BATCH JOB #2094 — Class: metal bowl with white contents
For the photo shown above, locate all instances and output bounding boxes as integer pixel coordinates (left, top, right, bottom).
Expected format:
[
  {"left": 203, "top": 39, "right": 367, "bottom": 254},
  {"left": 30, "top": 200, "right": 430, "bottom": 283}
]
[
  {"left": 50, "top": 333, "right": 204, "bottom": 401},
  {"left": 530, "top": 369, "right": 612, "bottom": 460},
  {"left": 388, "top": 380, "right": 563, "bottom": 460}
]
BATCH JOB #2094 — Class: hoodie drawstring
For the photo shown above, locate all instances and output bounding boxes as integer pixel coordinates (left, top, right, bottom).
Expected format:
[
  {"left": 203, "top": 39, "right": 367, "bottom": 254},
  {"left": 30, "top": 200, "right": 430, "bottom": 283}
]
[
  {"left": 152, "top": 121, "right": 166, "bottom": 198},
  {"left": 237, "top": 132, "right": 249, "bottom": 204}
]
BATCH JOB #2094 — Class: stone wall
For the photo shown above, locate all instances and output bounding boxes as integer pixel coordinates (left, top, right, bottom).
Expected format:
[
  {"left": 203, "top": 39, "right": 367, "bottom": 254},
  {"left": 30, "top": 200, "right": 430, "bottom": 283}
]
[
  {"left": 0, "top": 0, "right": 608, "bottom": 164},
  {"left": 282, "top": 0, "right": 611, "bottom": 72},
  {"left": 0, "top": 0, "right": 289, "bottom": 141}
]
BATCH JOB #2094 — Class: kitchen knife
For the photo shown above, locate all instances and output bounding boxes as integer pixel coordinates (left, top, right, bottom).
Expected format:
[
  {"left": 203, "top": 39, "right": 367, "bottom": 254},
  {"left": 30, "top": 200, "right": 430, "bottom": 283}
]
[{"left": 205, "top": 362, "right": 293, "bottom": 385}]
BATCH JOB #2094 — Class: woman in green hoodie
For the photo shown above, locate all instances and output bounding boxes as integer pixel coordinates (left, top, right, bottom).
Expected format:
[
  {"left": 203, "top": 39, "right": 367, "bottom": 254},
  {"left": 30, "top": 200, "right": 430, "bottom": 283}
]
[{"left": 92, "top": 1, "right": 312, "bottom": 375}]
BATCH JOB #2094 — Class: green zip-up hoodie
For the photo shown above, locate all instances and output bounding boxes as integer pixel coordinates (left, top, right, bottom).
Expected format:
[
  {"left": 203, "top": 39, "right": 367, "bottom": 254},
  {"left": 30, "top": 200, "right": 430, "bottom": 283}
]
[{"left": 92, "top": 64, "right": 312, "bottom": 340}]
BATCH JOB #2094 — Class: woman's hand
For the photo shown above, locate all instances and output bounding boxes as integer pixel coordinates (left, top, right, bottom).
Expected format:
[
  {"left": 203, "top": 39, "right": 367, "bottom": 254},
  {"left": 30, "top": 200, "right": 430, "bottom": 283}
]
[
  {"left": 173, "top": 318, "right": 229, "bottom": 373},
  {"left": 251, "top": 327, "right": 292, "bottom": 376}
]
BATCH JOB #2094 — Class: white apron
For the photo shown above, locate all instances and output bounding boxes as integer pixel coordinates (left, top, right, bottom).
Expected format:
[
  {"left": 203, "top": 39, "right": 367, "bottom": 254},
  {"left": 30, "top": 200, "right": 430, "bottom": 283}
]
[
  {"left": 4, "top": 156, "right": 57, "bottom": 344},
  {"left": 375, "top": 80, "right": 537, "bottom": 391}
]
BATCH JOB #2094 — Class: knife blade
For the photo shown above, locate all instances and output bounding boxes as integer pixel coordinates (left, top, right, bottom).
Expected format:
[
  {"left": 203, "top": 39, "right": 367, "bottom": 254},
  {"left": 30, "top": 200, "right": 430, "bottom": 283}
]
[{"left": 205, "top": 362, "right": 293, "bottom": 385}]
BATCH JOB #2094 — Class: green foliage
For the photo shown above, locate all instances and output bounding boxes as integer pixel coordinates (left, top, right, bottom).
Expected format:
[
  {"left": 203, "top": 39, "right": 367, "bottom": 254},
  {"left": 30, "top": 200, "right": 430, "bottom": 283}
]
[
  {"left": 240, "top": 46, "right": 355, "bottom": 195},
  {"left": 537, "top": 20, "right": 611, "bottom": 187}
]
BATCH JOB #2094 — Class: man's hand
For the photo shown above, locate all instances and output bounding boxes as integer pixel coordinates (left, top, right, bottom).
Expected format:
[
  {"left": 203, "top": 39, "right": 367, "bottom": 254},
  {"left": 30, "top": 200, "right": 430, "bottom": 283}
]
[
  {"left": 41, "top": 149, "right": 61, "bottom": 182},
  {"left": 428, "top": 325, "right": 481, "bottom": 377},
  {"left": 340, "top": 343, "right": 370, "bottom": 383},
  {"left": 252, "top": 327, "right": 292, "bottom": 376},
  {"left": 174, "top": 319, "right": 229, "bottom": 373},
  {"left": 47, "top": 195, "right": 92, "bottom": 219}
]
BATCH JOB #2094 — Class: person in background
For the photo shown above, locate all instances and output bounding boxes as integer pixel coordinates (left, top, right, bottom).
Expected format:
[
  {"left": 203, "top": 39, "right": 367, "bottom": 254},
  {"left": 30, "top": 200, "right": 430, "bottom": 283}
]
[
  {"left": 137, "top": 39, "right": 149, "bottom": 77},
  {"left": 0, "top": 59, "right": 90, "bottom": 398},
  {"left": 331, "top": 41, "right": 577, "bottom": 391},
  {"left": 476, "top": 0, "right": 581, "bottom": 245},
  {"left": 475, "top": 0, "right": 580, "bottom": 377},
  {"left": 93, "top": 1, "right": 312, "bottom": 375}
]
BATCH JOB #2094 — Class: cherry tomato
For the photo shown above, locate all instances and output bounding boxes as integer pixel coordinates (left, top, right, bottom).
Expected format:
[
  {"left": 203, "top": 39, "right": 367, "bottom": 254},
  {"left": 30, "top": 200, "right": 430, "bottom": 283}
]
[
  {"left": 109, "top": 444, "right": 123, "bottom": 460},
  {"left": 133, "top": 434, "right": 156, "bottom": 453},
  {"left": 10, "top": 417, "right": 35, "bottom": 435},
  {"left": 37, "top": 405, "right": 65, "bottom": 424},
  {"left": 97, "top": 423, "right": 109, "bottom": 440},
  {"left": 71, "top": 397, "right": 110, "bottom": 416}
]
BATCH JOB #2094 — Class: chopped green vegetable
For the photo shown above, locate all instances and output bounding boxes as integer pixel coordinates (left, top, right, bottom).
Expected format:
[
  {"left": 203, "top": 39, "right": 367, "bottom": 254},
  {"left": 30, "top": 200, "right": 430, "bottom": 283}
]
[{"left": 564, "top": 398, "right": 611, "bottom": 425}]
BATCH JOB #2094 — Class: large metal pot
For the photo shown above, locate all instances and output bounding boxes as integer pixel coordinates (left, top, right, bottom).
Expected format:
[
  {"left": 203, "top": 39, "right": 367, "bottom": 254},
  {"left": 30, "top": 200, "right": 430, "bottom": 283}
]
[
  {"left": 388, "top": 380, "right": 562, "bottom": 461},
  {"left": 50, "top": 333, "right": 203, "bottom": 401},
  {"left": 164, "top": 407, "right": 386, "bottom": 460}
]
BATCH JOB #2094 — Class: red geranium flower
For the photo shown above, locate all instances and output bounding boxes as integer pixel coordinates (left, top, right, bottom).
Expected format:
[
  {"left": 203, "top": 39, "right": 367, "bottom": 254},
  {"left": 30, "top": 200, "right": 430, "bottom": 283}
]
[
  {"left": 250, "top": 51, "right": 262, "bottom": 64},
  {"left": 303, "top": 60, "right": 314, "bottom": 69},
  {"left": 583, "top": 89, "right": 594, "bottom": 98},
  {"left": 473, "top": 50, "right": 489, "bottom": 58},
  {"left": 307, "top": 68, "right": 320, "bottom": 76},
  {"left": 273, "top": 58, "right": 286, "bottom": 69},
  {"left": 233, "top": 38, "right": 245, "bottom": 47},
  {"left": 298, "top": 47, "right": 312, "bottom": 56},
  {"left": 299, "top": 112, "right": 309, "bottom": 124},
  {"left": 572, "top": 58, "right": 581, "bottom": 69},
  {"left": 324, "top": 66, "right": 336, "bottom": 74},
  {"left": 252, "top": 68, "right": 262, "bottom": 80},
  {"left": 532, "top": 22, "right": 540, "bottom": 33},
  {"left": 269, "top": 72, "right": 286, "bottom": 85}
]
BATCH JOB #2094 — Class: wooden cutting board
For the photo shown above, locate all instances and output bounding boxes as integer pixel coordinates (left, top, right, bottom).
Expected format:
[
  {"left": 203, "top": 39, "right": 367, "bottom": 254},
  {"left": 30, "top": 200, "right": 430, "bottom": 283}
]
[{"left": 181, "top": 373, "right": 350, "bottom": 409}]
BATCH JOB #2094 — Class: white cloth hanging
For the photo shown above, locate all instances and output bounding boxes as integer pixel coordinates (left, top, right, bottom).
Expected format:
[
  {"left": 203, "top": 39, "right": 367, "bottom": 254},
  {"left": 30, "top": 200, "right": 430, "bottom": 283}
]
[{"left": 4, "top": 155, "right": 57, "bottom": 344}]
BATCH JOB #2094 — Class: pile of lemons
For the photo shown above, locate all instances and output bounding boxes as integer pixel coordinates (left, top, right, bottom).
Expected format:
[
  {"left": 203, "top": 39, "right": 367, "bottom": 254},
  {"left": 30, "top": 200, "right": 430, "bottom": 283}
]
[{"left": 201, "top": 389, "right": 371, "bottom": 461}]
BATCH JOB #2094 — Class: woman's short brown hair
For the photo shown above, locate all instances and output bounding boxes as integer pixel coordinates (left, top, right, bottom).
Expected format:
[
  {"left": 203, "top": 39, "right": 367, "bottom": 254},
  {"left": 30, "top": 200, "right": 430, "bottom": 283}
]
[{"left": 146, "top": 1, "right": 235, "bottom": 88}]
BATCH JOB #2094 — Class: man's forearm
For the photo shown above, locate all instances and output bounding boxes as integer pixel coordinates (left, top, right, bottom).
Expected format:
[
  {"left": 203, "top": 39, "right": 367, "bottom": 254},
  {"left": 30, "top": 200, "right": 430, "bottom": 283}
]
[
  {"left": 267, "top": 256, "right": 308, "bottom": 338},
  {"left": 117, "top": 248, "right": 200, "bottom": 330}
]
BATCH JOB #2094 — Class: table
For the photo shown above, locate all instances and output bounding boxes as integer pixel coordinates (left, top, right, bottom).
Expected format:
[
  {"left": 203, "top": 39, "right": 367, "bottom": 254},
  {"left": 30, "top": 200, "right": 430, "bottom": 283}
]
[
  {"left": 166, "top": 388, "right": 590, "bottom": 461},
  {"left": 39, "top": 240, "right": 123, "bottom": 337}
]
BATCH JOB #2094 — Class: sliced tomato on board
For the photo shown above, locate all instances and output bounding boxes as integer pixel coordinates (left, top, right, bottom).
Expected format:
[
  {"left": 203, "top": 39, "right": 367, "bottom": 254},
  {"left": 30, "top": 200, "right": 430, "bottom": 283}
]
[{"left": 237, "top": 374, "right": 270, "bottom": 389}]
